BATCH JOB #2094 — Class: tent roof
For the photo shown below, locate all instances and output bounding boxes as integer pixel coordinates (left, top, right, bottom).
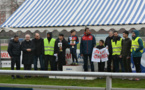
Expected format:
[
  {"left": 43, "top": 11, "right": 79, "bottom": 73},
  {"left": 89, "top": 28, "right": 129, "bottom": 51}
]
[{"left": 1, "top": 0, "right": 145, "bottom": 32}]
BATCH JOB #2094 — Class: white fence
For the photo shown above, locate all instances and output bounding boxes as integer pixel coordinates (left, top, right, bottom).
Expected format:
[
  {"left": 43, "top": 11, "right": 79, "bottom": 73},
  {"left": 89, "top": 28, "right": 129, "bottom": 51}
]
[{"left": 0, "top": 70, "right": 145, "bottom": 90}]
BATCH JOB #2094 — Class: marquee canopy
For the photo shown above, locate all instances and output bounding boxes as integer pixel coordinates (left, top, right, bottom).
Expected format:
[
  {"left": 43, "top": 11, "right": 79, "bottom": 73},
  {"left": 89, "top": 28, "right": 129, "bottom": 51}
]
[{"left": 0, "top": 0, "right": 145, "bottom": 32}]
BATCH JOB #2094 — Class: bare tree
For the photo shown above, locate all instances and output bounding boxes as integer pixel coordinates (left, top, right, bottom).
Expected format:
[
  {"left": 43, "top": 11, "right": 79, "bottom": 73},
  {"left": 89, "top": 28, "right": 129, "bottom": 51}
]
[
  {"left": 0, "top": 0, "right": 24, "bottom": 20},
  {"left": 11, "top": 0, "right": 20, "bottom": 12}
]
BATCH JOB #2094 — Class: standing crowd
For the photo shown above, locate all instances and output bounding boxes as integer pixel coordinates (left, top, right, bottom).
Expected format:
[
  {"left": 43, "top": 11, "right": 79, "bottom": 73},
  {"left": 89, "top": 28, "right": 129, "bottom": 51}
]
[{"left": 7, "top": 28, "right": 144, "bottom": 80}]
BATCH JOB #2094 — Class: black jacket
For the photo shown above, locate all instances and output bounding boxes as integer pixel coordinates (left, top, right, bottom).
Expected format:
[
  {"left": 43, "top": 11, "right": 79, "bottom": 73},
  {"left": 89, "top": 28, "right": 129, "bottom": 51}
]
[
  {"left": 32, "top": 38, "right": 43, "bottom": 56},
  {"left": 121, "top": 38, "right": 131, "bottom": 57},
  {"left": 7, "top": 39, "right": 21, "bottom": 57},
  {"left": 96, "top": 45, "right": 105, "bottom": 49},
  {"left": 21, "top": 40, "right": 35, "bottom": 64},
  {"left": 54, "top": 38, "right": 69, "bottom": 54},
  {"left": 105, "top": 36, "right": 113, "bottom": 54}
]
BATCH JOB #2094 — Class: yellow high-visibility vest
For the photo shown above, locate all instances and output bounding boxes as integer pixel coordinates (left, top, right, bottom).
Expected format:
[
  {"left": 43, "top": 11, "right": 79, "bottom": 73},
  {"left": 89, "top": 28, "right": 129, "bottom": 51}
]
[
  {"left": 131, "top": 37, "right": 143, "bottom": 53},
  {"left": 43, "top": 38, "right": 56, "bottom": 55},
  {"left": 111, "top": 38, "right": 122, "bottom": 55}
]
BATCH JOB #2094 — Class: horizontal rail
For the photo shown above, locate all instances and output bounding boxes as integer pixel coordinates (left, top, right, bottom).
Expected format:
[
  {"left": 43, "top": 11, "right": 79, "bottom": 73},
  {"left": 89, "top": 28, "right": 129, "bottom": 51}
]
[
  {"left": 0, "top": 70, "right": 145, "bottom": 90},
  {"left": 0, "top": 70, "right": 144, "bottom": 78}
]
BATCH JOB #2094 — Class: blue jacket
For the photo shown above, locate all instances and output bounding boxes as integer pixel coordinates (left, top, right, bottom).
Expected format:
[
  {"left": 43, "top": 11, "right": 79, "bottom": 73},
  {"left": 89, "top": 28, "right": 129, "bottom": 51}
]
[
  {"left": 68, "top": 35, "right": 79, "bottom": 50},
  {"left": 132, "top": 30, "right": 144, "bottom": 57},
  {"left": 80, "top": 32, "right": 96, "bottom": 55}
]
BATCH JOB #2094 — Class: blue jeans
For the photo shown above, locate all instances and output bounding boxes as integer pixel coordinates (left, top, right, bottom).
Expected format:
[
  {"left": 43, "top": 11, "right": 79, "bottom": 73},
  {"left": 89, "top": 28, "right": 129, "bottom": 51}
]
[{"left": 34, "top": 55, "right": 44, "bottom": 70}]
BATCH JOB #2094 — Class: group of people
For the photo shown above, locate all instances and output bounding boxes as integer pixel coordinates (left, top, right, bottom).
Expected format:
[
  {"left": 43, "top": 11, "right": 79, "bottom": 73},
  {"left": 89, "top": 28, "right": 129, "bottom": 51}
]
[
  {"left": 7, "top": 30, "right": 78, "bottom": 79},
  {"left": 106, "top": 30, "right": 143, "bottom": 80},
  {"left": 7, "top": 28, "right": 144, "bottom": 81},
  {"left": 80, "top": 28, "right": 144, "bottom": 80}
]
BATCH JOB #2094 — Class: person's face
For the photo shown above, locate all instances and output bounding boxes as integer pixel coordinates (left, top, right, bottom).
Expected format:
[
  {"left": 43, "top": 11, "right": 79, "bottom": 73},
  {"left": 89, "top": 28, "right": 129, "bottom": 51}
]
[
  {"left": 85, "top": 29, "right": 90, "bottom": 34},
  {"left": 71, "top": 31, "right": 76, "bottom": 36},
  {"left": 47, "top": 34, "right": 50, "bottom": 38},
  {"left": 35, "top": 33, "right": 40, "bottom": 40},
  {"left": 25, "top": 35, "right": 30, "bottom": 41},
  {"left": 123, "top": 33, "right": 127, "bottom": 38},
  {"left": 114, "top": 32, "right": 118, "bottom": 37},
  {"left": 99, "top": 41, "right": 103, "bottom": 46},
  {"left": 14, "top": 37, "right": 19, "bottom": 42},
  {"left": 109, "top": 31, "right": 113, "bottom": 37},
  {"left": 132, "top": 32, "right": 136, "bottom": 37},
  {"left": 59, "top": 36, "right": 63, "bottom": 40}
]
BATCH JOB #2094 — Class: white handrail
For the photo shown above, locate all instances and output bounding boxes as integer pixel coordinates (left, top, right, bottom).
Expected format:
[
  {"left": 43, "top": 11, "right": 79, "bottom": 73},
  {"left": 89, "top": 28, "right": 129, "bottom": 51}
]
[
  {"left": 0, "top": 70, "right": 144, "bottom": 77},
  {"left": 0, "top": 70, "right": 145, "bottom": 90}
]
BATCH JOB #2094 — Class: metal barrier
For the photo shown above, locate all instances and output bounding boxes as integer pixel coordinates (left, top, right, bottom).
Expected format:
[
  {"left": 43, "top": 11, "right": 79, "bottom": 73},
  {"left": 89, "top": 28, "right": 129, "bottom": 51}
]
[{"left": 0, "top": 70, "right": 145, "bottom": 90}]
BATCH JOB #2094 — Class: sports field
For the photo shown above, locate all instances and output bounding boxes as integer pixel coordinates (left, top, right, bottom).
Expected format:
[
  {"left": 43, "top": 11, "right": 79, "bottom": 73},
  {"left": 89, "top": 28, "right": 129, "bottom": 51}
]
[
  {"left": 1, "top": 68, "right": 145, "bottom": 89},
  {"left": 1, "top": 44, "right": 145, "bottom": 89}
]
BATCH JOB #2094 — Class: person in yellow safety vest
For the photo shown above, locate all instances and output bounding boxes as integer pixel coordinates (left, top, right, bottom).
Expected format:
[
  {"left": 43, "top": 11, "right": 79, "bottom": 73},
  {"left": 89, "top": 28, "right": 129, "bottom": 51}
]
[
  {"left": 43, "top": 32, "right": 57, "bottom": 71},
  {"left": 131, "top": 30, "right": 144, "bottom": 81},
  {"left": 111, "top": 31, "right": 125, "bottom": 72}
]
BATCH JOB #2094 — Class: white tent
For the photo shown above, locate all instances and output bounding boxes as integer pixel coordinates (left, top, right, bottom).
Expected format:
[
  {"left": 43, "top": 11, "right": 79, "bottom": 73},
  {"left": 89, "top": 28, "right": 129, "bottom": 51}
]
[{"left": 0, "top": 0, "right": 145, "bottom": 32}]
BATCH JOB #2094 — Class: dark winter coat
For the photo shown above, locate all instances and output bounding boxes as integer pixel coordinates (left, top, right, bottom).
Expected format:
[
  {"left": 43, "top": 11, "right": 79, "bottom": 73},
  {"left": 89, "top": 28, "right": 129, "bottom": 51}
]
[
  {"left": 105, "top": 36, "right": 113, "bottom": 55},
  {"left": 21, "top": 40, "right": 35, "bottom": 64},
  {"left": 7, "top": 39, "right": 21, "bottom": 57},
  {"left": 32, "top": 38, "right": 43, "bottom": 56},
  {"left": 96, "top": 45, "right": 105, "bottom": 49},
  {"left": 80, "top": 32, "right": 96, "bottom": 55},
  {"left": 121, "top": 38, "right": 131, "bottom": 57},
  {"left": 54, "top": 38, "right": 69, "bottom": 54}
]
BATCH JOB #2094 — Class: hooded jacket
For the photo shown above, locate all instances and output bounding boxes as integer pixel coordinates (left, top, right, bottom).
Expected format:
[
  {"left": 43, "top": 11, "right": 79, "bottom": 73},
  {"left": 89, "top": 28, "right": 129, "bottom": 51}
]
[
  {"left": 42, "top": 32, "right": 54, "bottom": 55},
  {"left": 47, "top": 32, "right": 52, "bottom": 42},
  {"left": 80, "top": 32, "right": 96, "bottom": 55},
  {"left": 132, "top": 30, "right": 144, "bottom": 57}
]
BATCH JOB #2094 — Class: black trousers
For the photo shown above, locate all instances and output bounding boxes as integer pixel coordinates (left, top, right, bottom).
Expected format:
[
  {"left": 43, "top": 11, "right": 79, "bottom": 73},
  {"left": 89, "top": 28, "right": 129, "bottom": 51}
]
[
  {"left": 98, "top": 62, "right": 105, "bottom": 72},
  {"left": 44, "top": 55, "right": 57, "bottom": 71},
  {"left": 11, "top": 56, "right": 20, "bottom": 77},
  {"left": 24, "top": 64, "right": 32, "bottom": 70},
  {"left": 112, "top": 55, "right": 125, "bottom": 72},
  {"left": 122, "top": 55, "right": 132, "bottom": 72},
  {"left": 11, "top": 56, "right": 20, "bottom": 70},
  {"left": 83, "top": 54, "right": 94, "bottom": 72},
  {"left": 133, "top": 57, "right": 141, "bottom": 73},
  {"left": 24, "top": 64, "right": 32, "bottom": 77},
  {"left": 107, "top": 54, "right": 113, "bottom": 72},
  {"left": 58, "top": 52, "right": 66, "bottom": 71}
]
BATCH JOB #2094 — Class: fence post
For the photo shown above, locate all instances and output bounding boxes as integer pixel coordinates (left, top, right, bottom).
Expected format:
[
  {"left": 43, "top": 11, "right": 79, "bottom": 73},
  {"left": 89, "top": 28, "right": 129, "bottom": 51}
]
[
  {"left": 106, "top": 76, "right": 112, "bottom": 90},
  {"left": 0, "top": 39, "right": 1, "bottom": 69}
]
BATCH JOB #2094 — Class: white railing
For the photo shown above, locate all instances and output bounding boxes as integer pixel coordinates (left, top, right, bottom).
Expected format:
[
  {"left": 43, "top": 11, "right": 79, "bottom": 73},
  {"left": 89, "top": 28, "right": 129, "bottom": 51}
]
[{"left": 0, "top": 70, "right": 145, "bottom": 90}]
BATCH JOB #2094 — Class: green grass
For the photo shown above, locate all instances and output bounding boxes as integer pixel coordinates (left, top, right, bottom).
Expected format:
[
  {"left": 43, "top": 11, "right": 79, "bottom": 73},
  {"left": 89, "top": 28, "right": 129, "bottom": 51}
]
[
  {"left": 1, "top": 46, "right": 8, "bottom": 51},
  {"left": 0, "top": 74, "right": 145, "bottom": 88},
  {"left": 1, "top": 44, "right": 145, "bottom": 88},
  {"left": 0, "top": 68, "right": 145, "bottom": 88}
]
